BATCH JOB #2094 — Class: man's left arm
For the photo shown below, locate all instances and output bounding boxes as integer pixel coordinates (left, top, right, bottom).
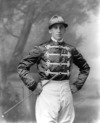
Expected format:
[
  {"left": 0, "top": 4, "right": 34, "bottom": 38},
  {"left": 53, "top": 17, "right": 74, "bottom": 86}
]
[{"left": 71, "top": 48, "right": 90, "bottom": 92}]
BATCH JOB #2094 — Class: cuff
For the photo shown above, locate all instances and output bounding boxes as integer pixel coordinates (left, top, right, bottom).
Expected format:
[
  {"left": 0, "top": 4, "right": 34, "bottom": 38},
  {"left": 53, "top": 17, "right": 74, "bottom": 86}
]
[
  {"left": 73, "top": 83, "right": 83, "bottom": 90},
  {"left": 28, "top": 82, "right": 38, "bottom": 91}
]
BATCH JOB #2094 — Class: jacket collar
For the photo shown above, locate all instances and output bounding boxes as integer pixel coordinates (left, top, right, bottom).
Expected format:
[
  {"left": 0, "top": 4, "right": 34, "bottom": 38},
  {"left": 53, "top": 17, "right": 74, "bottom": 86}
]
[
  {"left": 51, "top": 37, "right": 63, "bottom": 43},
  {"left": 50, "top": 37, "right": 65, "bottom": 46}
]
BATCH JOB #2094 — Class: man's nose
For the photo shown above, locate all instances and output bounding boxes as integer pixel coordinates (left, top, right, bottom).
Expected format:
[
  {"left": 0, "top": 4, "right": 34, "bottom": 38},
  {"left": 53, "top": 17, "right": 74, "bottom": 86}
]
[{"left": 57, "top": 27, "right": 61, "bottom": 32}]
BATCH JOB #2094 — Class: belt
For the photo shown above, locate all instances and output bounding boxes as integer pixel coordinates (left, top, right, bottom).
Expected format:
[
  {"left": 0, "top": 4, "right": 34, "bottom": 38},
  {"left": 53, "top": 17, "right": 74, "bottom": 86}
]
[{"left": 46, "top": 74, "right": 69, "bottom": 81}]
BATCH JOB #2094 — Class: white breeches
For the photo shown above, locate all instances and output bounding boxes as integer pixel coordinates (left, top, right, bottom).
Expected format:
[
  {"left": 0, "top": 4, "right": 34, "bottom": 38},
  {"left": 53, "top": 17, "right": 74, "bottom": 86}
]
[{"left": 35, "top": 80, "right": 75, "bottom": 123}]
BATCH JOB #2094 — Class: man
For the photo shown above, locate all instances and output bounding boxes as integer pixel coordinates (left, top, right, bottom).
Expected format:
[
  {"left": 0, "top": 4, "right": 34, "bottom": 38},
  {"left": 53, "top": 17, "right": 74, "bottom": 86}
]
[{"left": 17, "top": 15, "right": 90, "bottom": 123}]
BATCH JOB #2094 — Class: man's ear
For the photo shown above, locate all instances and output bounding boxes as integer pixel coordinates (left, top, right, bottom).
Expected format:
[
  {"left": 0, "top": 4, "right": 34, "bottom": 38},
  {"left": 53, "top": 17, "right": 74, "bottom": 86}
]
[{"left": 49, "top": 29, "right": 52, "bottom": 34}]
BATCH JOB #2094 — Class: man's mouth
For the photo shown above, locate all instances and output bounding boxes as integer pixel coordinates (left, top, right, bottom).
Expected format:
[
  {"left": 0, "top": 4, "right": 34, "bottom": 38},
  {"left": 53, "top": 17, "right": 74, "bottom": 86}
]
[{"left": 57, "top": 34, "right": 62, "bottom": 36}]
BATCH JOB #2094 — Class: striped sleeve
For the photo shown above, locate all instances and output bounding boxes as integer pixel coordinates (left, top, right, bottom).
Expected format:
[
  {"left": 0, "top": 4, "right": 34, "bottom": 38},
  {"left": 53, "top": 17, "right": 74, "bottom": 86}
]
[
  {"left": 17, "top": 46, "right": 42, "bottom": 91},
  {"left": 72, "top": 48, "right": 90, "bottom": 90}
]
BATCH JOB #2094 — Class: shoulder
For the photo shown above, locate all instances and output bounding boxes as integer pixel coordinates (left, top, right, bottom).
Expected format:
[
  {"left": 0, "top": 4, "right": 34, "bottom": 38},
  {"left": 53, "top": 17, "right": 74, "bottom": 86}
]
[
  {"left": 39, "top": 40, "right": 51, "bottom": 46},
  {"left": 63, "top": 42, "right": 75, "bottom": 51},
  {"left": 30, "top": 40, "right": 50, "bottom": 54}
]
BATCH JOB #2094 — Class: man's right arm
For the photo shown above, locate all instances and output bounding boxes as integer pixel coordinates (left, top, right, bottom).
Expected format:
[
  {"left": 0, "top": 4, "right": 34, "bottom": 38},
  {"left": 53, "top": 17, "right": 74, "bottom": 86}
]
[{"left": 17, "top": 46, "right": 42, "bottom": 91}]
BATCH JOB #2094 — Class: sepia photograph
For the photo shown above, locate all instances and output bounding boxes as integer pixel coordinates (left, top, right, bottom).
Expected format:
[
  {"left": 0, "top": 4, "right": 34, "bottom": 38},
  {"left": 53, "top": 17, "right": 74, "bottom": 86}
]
[{"left": 0, "top": 0, "right": 100, "bottom": 123}]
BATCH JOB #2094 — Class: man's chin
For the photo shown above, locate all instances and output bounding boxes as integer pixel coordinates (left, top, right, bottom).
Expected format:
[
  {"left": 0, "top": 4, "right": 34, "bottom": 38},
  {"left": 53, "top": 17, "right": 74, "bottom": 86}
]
[
  {"left": 55, "top": 37, "right": 62, "bottom": 41},
  {"left": 57, "top": 38, "right": 62, "bottom": 41}
]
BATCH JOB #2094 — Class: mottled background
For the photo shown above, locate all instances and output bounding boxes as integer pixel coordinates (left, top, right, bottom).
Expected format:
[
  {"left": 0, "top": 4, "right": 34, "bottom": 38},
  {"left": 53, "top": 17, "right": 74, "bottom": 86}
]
[{"left": 0, "top": 0, "right": 100, "bottom": 123}]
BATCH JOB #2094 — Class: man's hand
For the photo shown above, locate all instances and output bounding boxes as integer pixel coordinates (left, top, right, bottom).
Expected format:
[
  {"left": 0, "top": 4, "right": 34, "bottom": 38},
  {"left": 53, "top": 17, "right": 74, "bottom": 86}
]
[
  {"left": 34, "top": 82, "right": 43, "bottom": 95},
  {"left": 70, "top": 84, "right": 78, "bottom": 94}
]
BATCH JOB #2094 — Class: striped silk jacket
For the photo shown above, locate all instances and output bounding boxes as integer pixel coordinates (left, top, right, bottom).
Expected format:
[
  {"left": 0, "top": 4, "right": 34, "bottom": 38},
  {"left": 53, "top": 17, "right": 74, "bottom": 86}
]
[{"left": 18, "top": 39, "right": 90, "bottom": 91}]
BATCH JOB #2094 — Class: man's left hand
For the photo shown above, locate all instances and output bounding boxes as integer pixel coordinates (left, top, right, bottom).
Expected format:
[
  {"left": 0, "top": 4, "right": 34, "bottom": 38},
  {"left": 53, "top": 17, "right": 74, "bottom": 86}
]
[{"left": 70, "top": 84, "right": 78, "bottom": 94}]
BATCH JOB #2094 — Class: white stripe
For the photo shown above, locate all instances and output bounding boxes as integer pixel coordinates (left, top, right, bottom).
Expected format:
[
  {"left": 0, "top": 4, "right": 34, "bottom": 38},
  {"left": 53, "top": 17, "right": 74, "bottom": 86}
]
[
  {"left": 45, "top": 70, "right": 69, "bottom": 76},
  {"left": 46, "top": 61, "right": 70, "bottom": 67},
  {"left": 45, "top": 45, "right": 70, "bottom": 50},
  {"left": 45, "top": 52, "right": 71, "bottom": 58}
]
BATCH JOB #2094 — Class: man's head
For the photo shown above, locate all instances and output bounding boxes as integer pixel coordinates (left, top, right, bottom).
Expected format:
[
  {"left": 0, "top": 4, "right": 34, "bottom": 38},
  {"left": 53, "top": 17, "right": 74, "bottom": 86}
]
[{"left": 48, "top": 15, "right": 68, "bottom": 41}]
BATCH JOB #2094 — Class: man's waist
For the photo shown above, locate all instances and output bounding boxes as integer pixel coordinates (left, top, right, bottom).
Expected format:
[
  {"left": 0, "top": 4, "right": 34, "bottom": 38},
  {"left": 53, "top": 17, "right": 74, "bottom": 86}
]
[
  {"left": 47, "top": 75, "right": 69, "bottom": 81},
  {"left": 40, "top": 73, "right": 69, "bottom": 81}
]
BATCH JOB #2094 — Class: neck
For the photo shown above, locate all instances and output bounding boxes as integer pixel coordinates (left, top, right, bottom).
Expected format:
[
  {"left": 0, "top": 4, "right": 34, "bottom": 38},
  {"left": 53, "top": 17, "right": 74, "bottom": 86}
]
[{"left": 51, "top": 37, "right": 63, "bottom": 42}]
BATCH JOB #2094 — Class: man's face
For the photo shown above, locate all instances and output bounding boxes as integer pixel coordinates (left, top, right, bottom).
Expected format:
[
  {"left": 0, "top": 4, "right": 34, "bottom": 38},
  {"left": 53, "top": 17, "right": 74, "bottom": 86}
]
[{"left": 49, "top": 23, "right": 66, "bottom": 41}]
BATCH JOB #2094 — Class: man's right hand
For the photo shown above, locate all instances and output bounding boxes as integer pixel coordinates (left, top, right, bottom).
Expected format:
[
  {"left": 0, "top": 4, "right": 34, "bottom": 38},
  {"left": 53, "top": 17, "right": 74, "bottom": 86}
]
[{"left": 34, "top": 82, "right": 43, "bottom": 95}]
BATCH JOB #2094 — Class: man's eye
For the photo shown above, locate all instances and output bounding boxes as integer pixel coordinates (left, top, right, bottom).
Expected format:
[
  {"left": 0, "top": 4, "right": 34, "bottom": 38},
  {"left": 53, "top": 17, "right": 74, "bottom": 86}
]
[{"left": 54, "top": 26, "right": 58, "bottom": 29}]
